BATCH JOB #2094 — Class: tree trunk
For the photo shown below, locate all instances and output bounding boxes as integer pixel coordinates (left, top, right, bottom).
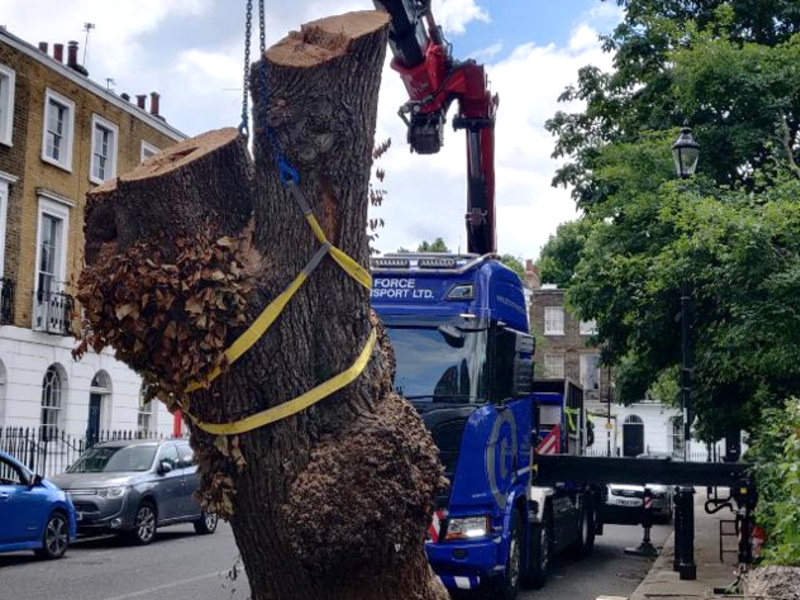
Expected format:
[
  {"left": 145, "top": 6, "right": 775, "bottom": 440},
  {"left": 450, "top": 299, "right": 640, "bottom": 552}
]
[{"left": 78, "top": 10, "right": 447, "bottom": 600}]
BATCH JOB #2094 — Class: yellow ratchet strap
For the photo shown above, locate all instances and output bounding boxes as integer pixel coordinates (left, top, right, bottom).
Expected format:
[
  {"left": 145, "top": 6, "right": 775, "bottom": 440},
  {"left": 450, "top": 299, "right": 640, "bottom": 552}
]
[
  {"left": 188, "top": 328, "right": 377, "bottom": 435},
  {"left": 183, "top": 180, "right": 375, "bottom": 434},
  {"left": 184, "top": 242, "right": 332, "bottom": 392},
  {"left": 304, "top": 212, "right": 372, "bottom": 290}
]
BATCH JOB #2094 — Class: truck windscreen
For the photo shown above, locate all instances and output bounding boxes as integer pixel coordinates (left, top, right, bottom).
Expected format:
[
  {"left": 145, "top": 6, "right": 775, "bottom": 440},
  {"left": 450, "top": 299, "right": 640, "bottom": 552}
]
[{"left": 386, "top": 325, "right": 488, "bottom": 404}]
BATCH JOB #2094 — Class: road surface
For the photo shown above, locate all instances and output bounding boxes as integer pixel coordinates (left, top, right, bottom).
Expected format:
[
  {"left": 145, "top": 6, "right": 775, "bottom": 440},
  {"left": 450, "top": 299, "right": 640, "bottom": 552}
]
[{"left": 0, "top": 521, "right": 669, "bottom": 600}]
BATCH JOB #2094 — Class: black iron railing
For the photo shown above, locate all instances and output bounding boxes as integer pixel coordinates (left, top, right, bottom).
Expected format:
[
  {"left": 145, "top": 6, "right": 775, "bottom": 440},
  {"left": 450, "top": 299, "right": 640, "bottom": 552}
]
[
  {"left": 0, "top": 427, "right": 177, "bottom": 478},
  {"left": 33, "top": 287, "right": 74, "bottom": 335},
  {"left": 0, "top": 277, "right": 13, "bottom": 325}
]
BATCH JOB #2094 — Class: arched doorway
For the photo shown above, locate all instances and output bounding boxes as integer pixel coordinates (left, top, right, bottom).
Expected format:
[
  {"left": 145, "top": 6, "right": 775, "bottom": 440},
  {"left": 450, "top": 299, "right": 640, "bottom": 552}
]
[
  {"left": 622, "top": 414, "right": 645, "bottom": 457},
  {"left": 88, "top": 371, "right": 112, "bottom": 445}
]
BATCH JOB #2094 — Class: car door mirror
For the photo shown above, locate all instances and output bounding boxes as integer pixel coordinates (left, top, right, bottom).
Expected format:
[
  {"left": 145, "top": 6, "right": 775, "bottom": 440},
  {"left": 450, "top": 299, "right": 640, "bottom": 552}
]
[
  {"left": 158, "top": 461, "right": 173, "bottom": 475},
  {"left": 28, "top": 474, "right": 43, "bottom": 487}
]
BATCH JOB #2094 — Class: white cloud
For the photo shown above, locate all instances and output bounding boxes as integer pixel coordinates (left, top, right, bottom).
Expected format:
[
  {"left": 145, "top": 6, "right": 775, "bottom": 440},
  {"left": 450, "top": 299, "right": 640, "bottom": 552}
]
[
  {"left": 2, "top": 0, "right": 614, "bottom": 262},
  {"left": 432, "top": 0, "right": 490, "bottom": 35},
  {"left": 371, "top": 20, "right": 613, "bottom": 260}
]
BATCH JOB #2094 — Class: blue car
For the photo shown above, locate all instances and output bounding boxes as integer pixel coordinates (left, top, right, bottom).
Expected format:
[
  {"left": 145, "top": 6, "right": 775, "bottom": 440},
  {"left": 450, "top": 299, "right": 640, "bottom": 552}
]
[{"left": 0, "top": 450, "right": 77, "bottom": 559}]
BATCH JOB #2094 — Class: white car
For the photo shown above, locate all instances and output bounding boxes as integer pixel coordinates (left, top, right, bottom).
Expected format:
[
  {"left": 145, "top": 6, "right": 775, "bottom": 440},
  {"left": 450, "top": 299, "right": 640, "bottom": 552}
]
[{"left": 602, "top": 483, "right": 674, "bottom": 524}]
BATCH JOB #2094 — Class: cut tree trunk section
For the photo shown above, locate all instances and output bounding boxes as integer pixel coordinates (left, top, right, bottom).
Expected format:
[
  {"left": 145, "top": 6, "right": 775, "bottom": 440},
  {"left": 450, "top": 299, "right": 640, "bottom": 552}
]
[{"left": 78, "top": 10, "right": 447, "bottom": 600}]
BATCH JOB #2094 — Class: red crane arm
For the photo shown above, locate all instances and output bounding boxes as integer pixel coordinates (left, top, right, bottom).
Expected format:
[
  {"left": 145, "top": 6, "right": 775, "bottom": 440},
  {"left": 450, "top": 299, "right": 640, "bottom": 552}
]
[{"left": 373, "top": 0, "right": 499, "bottom": 255}]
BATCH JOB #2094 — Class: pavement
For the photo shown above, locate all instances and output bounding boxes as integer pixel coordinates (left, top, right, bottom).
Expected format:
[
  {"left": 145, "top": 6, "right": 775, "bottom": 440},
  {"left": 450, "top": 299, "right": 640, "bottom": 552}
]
[
  {"left": 628, "top": 489, "right": 743, "bottom": 600},
  {"left": 525, "top": 523, "right": 672, "bottom": 600}
]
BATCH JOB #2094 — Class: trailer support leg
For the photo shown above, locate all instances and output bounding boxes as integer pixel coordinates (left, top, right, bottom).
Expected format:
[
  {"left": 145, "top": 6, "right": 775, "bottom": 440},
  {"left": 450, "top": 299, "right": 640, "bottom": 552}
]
[{"left": 625, "top": 487, "right": 658, "bottom": 557}]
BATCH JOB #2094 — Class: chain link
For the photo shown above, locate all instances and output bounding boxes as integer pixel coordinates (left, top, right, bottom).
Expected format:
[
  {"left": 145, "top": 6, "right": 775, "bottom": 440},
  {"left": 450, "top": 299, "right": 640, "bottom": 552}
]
[
  {"left": 239, "top": 0, "right": 253, "bottom": 136},
  {"left": 258, "top": 0, "right": 266, "bottom": 54}
]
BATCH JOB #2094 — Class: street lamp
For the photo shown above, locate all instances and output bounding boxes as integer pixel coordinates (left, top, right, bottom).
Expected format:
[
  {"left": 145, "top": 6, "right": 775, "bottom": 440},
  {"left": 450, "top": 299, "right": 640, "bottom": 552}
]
[
  {"left": 672, "top": 123, "right": 700, "bottom": 179},
  {"left": 672, "top": 122, "right": 699, "bottom": 581}
]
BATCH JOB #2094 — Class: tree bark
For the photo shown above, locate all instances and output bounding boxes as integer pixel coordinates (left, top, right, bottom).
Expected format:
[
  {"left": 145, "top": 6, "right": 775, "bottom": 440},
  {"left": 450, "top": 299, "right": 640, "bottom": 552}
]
[{"left": 78, "top": 10, "right": 446, "bottom": 600}]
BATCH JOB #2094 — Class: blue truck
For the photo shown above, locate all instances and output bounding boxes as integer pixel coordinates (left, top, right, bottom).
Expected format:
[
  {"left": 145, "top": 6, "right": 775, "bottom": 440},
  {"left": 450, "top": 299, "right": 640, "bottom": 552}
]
[{"left": 371, "top": 253, "right": 599, "bottom": 598}]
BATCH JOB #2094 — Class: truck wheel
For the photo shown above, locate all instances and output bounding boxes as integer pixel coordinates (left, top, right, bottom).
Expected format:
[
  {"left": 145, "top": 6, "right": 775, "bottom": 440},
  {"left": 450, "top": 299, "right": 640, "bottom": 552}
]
[
  {"left": 524, "top": 506, "right": 552, "bottom": 589},
  {"left": 569, "top": 497, "right": 595, "bottom": 558},
  {"left": 497, "top": 510, "right": 523, "bottom": 600}
]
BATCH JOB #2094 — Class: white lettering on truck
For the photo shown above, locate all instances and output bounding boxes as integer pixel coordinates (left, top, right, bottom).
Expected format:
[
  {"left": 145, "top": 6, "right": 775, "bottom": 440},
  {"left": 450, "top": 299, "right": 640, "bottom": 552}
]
[{"left": 371, "top": 278, "right": 435, "bottom": 299}]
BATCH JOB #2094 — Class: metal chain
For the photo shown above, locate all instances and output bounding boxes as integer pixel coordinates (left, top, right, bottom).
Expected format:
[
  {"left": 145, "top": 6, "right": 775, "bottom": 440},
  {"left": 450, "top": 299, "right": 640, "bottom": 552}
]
[
  {"left": 258, "top": 0, "right": 266, "bottom": 54},
  {"left": 239, "top": 0, "right": 253, "bottom": 137}
]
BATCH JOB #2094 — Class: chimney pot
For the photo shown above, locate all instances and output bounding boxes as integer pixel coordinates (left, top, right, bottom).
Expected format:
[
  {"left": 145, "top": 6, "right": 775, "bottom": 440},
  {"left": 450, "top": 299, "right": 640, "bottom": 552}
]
[
  {"left": 149, "top": 91, "right": 160, "bottom": 116},
  {"left": 38, "top": 42, "right": 49, "bottom": 53},
  {"left": 136, "top": 95, "right": 147, "bottom": 109},
  {"left": 121, "top": 92, "right": 130, "bottom": 102},
  {"left": 67, "top": 40, "right": 79, "bottom": 67},
  {"left": 53, "top": 43, "right": 64, "bottom": 63}
]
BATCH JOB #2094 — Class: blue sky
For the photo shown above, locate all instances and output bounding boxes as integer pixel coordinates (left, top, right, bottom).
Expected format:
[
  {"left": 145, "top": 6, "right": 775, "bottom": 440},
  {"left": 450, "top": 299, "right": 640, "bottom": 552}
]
[{"left": 1, "top": 0, "right": 622, "bottom": 261}]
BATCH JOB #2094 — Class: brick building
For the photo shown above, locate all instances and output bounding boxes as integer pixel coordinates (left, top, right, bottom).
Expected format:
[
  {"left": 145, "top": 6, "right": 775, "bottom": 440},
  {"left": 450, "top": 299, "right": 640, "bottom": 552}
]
[
  {"left": 524, "top": 261, "right": 721, "bottom": 459},
  {"left": 526, "top": 266, "right": 608, "bottom": 404},
  {"left": 0, "top": 28, "right": 185, "bottom": 440}
]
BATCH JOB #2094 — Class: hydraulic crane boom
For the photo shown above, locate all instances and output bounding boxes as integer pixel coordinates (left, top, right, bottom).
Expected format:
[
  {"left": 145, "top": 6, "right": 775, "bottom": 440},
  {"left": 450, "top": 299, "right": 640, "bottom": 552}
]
[{"left": 373, "top": 0, "right": 499, "bottom": 255}]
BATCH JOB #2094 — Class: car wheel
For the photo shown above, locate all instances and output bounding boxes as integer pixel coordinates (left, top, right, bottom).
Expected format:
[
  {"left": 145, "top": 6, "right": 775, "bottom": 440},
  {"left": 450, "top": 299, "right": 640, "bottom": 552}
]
[
  {"left": 128, "top": 501, "right": 157, "bottom": 545},
  {"left": 194, "top": 511, "right": 218, "bottom": 535},
  {"left": 497, "top": 510, "right": 523, "bottom": 600},
  {"left": 34, "top": 512, "right": 69, "bottom": 559},
  {"left": 524, "top": 505, "right": 552, "bottom": 589}
]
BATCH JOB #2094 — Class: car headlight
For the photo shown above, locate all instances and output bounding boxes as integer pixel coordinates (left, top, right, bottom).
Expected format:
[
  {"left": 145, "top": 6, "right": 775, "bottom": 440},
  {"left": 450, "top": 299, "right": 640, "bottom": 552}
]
[
  {"left": 444, "top": 516, "right": 491, "bottom": 541},
  {"left": 97, "top": 486, "right": 127, "bottom": 498}
]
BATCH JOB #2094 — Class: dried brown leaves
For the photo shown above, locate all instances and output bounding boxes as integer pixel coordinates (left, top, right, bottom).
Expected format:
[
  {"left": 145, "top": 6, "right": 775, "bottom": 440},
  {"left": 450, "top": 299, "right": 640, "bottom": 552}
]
[{"left": 74, "top": 221, "right": 265, "bottom": 401}]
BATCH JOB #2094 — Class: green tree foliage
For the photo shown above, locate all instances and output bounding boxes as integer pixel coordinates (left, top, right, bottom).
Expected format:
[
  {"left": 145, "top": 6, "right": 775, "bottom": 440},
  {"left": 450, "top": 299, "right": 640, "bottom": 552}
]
[
  {"left": 545, "top": 3, "right": 800, "bottom": 438},
  {"left": 536, "top": 219, "right": 594, "bottom": 287},
  {"left": 747, "top": 399, "right": 800, "bottom": 564},
  {"left": 499, "top": 254, "right": 525, "bottom": 279},
  {"left": 546, "top": 0, "right": 800, "bottom": 206},
  {"left": 416, "top": 238, "right": 450, "bottom": 253}
]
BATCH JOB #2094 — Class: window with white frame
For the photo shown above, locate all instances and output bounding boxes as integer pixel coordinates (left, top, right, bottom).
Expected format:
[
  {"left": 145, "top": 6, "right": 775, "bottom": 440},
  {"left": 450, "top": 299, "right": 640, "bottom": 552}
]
[
  {"left": 33, "top": 196, "right": 71, "bottom": 332},
  {"left": 543, "top": 354, "right": 564, "bottom": 378},
  {"left": 544, "top": 306, "right": 564, "bottom": 335},
  {"left": 140, "top": 140, "right": 159, "bottom": 163},
  {"left": 0, "top": 64, "right": 15, "bottom": 147},
  {"left": 40, "top": 366, "right": 63, "bottom": 441},
  {"left": 90, "top": 115, "right": 119, "bottom": 183},
  {"left": 42, "top": 89, "right": 75, "bottom": 171},
  {"left": 579, "top": 319, "right": 598, "bottom": 335}
]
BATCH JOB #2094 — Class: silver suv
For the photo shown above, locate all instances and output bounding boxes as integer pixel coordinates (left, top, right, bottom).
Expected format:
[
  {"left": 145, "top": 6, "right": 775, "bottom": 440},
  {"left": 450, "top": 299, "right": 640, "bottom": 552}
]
[{"left": 51, "top": 439, "right": 217, "bottom": 544}]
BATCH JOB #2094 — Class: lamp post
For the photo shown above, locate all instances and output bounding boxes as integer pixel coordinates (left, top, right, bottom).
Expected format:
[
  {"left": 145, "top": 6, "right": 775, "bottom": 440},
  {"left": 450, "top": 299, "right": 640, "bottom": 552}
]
[
  {"left": 671, "top": 123, "right": 699, "bottom": 459},
  {"left": 671, "top": 122, "right": 699, "bottom": 581}
]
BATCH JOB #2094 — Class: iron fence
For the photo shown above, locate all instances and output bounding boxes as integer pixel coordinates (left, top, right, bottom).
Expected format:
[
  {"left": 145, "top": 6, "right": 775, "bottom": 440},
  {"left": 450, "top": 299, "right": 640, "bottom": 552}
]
[{"left": 0, "top": 427, "right": 170, "bottom": 478}]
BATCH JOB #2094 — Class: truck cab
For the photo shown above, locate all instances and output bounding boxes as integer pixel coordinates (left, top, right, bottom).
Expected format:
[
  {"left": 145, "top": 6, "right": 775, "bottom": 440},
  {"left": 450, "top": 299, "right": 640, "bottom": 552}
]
[{"left": 371, "top": 254, "right": 596, "bottom": 597}]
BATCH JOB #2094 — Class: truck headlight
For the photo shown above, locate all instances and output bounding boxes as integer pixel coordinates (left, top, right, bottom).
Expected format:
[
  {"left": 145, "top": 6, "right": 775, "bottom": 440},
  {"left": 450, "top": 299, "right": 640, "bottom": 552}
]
[
  {"left": 445, "top": 516, "right": 491, "bottom": 541},
  {"left": 97, "top": 486, "right": 127, "bottom": 498}
]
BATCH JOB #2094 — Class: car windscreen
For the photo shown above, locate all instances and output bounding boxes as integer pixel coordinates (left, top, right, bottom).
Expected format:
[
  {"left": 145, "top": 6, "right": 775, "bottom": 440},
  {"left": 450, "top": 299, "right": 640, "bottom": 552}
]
[
  {"left": 386, "top": 324, "right": 488, "bottom": 403},
  {"left": 67, "top": 445, "right": 157, "bottom": 473}
]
